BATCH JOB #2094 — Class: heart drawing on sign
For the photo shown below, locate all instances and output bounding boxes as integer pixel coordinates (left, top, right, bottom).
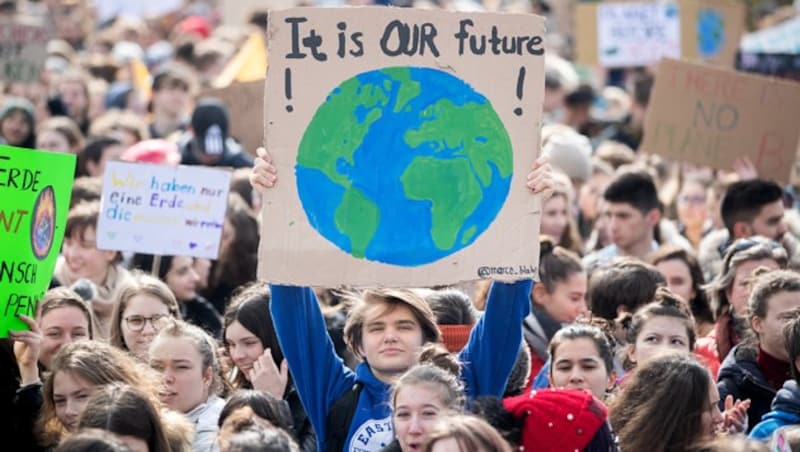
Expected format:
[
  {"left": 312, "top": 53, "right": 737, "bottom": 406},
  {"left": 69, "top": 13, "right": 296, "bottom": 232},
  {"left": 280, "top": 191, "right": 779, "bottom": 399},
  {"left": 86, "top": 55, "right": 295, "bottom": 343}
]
[{"left": 189, "top": 242, "right": 198, "bottom": 249}]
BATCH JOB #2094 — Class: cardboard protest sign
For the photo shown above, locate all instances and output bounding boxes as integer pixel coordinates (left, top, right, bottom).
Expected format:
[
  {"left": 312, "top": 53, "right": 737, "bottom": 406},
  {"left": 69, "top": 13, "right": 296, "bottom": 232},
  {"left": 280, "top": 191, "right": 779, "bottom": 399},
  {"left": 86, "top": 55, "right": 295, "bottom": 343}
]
[
  {"left": 575, "top": 0, "right": 744, "bottom": 68},
  {"left": 96, "top": 162, "right": 232, "bottom": 259},
  {"left": 259, "top": 7, "right": 546, "bottom": 288},
  {"left": 0, "top": 146, "right": 75, "bottom": 338},
  {"left": 641, "top": 58, "right": 800, "bottom": 183},
  {"left": 202, "top": 80, "right": 265, "bottom": 154},
  {"left": 0, "top": 17, "right": 48, "bottom": 82}
]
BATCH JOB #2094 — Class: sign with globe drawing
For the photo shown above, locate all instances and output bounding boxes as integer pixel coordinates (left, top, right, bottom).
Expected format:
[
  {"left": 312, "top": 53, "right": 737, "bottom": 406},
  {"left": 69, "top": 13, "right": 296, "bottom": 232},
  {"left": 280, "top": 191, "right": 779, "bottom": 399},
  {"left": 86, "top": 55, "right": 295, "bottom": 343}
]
[{"left": 259, "top": 7, "right": 545, "bottom": 287}]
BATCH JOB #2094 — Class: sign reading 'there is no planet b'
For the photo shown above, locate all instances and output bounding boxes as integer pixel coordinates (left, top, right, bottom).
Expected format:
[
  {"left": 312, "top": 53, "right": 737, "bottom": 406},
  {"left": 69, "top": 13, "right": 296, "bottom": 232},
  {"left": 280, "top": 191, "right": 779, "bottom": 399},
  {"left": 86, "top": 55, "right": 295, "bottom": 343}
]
[{"left": 97, "top": 162, "right": 232, "bottom": 259}]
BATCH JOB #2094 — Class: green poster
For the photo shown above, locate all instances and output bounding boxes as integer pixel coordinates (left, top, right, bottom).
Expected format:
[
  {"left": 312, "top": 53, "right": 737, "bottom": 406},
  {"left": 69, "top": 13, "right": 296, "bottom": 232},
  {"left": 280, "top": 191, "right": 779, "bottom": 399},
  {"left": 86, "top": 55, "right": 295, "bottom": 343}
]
[{"left": 0, "top": 145, "right": 75, "bottom": 338}]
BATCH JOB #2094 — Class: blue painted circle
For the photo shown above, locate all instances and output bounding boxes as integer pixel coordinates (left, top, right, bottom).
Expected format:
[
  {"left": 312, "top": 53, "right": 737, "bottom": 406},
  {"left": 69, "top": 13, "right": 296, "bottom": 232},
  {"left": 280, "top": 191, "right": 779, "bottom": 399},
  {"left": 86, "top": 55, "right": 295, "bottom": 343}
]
[{"left": 295, "top": 67, "right": 513, "bottom": 266}]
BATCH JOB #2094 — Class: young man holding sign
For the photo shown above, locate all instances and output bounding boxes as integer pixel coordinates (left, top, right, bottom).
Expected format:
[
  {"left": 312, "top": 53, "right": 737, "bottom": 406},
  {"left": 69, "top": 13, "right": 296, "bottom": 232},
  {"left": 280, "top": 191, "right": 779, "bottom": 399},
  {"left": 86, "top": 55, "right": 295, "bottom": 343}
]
[{"left": 251, "top": 148, "right": 553, "bottom": 451}]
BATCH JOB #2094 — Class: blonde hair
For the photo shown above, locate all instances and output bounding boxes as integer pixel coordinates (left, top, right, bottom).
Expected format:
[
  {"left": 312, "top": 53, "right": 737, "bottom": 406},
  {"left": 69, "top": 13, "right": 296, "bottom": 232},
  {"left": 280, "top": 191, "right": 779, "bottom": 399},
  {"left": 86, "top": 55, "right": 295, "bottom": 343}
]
[
  {"left": 422, "top": 415, "right": 512, "bottom": 452},
  {"left": 38, "top": 340, "right": 159, "bottom": 447}
]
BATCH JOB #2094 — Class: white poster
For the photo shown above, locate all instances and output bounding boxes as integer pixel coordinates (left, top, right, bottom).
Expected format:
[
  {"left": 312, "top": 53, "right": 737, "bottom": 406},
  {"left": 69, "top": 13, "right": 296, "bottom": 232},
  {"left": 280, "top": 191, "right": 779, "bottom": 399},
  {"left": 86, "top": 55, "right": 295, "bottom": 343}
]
[
  {"left": 97, "top": 162, "right": 232, "bottom": 259},
  {"left": 597, "top": 2, "right": 681, "bottom": 67}
]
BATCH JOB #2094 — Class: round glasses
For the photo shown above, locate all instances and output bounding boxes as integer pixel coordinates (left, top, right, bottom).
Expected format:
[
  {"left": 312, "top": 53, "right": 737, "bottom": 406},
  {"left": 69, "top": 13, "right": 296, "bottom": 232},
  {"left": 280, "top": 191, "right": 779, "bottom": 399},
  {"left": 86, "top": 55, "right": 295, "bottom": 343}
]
[{"left": 124, "top": 314, "right": 171, "bottom": 332}]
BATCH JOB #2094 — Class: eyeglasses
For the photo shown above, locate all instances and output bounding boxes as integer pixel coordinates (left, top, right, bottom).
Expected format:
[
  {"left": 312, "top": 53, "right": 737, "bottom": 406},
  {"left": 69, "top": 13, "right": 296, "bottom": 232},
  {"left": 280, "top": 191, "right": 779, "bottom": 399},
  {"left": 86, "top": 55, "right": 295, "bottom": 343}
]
[{"left": 124, "top": 314, "right": 170, "bottom": 332}]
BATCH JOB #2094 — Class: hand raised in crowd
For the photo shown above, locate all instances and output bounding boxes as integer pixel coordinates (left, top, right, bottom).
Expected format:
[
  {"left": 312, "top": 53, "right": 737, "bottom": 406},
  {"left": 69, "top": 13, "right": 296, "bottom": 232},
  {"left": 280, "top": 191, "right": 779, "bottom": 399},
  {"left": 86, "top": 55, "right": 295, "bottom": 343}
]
[
  {"left": 9, "top": 314, "right": 43, "bottom": 386},
  {"left": 250, "top": 147, "right": 278, "bottom": 193},
  {"left": 721, "top": 395, "right": 751, "bottom": 434},
  {"left": 527, "top": 154, "right": 554, "bottom": 200},
  {"left": 248, "top": 348, "right": 289, "bottom": 399},
  {"left": 732, "top": 157, "right": 758, "bottom": 181}
]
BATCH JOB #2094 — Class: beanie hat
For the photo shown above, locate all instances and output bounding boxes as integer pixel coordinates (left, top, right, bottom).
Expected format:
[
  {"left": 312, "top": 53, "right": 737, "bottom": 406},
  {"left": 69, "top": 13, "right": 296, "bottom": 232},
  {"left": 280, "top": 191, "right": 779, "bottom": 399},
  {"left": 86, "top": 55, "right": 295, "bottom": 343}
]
[
  {"left": 503, "top": 388, "right": 609, "bottom": 452},
  {"left": 0, "top": 96, "right": 35, "bottom": 127},
  {"left": 191, "top": 98, "right": 229, "bottom": 156},
  {"left": 543, "top": 131, "right": 592, "bottom": 183},
  {"left": 438, "top": 324, "right": 474, "bottom": 353},
  {"left": 176, "top": 15, "right": 212, "bottom": 40},
  {"left": 121, "top": 139, "right": 180, "bottom": 166}
]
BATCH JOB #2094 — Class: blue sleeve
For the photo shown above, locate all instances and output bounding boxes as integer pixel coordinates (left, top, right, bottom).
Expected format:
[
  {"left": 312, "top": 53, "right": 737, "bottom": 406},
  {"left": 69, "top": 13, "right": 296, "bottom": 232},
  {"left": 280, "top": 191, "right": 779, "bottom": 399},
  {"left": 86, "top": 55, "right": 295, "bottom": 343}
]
[
  {"left": 748, "top": 419, "right": 778, "bottom": 441},
  {"left": 532, "top": 359, "right": 551, "bottom": 390},
  {"left": 459, "top": 279, "right": 532, "bottom": 399},
  {"left": 269, "top": 285, "right": 356, "bottom": 441}
]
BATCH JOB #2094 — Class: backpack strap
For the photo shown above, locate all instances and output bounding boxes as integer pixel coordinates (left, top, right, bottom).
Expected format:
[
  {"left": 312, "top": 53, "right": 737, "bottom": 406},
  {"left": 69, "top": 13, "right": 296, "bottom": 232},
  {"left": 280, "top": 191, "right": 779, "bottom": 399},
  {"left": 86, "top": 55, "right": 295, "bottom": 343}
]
[{"left": 325, "top": 382, "right": 363, "bottom": 452}]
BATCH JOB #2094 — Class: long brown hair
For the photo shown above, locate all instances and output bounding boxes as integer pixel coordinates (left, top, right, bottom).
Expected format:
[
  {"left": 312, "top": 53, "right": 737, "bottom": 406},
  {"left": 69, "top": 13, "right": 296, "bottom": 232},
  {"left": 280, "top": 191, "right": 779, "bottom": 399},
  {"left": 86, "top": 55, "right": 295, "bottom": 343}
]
[
  {"left": 610, "top": 353, "right": 713, "bottom": 452},
  {"left": 38, "top": 340, "right": 159, "bottom": 447}
]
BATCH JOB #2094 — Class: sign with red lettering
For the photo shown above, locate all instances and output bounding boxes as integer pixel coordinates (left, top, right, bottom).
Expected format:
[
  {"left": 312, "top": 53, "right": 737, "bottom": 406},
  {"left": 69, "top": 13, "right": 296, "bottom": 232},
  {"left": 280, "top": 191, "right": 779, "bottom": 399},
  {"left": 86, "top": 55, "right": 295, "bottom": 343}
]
[
  {"left": 0, "top": 146, "right": 75, "bottom": 338},
  {"left": 641, "top": 58, "right": 800, "bottom": 183},
  {"left": 0, "top": 17, "right": 49, "bottom": 82},
  {"left": 96, "top": 161, "right": 232, "bottom": 258}
]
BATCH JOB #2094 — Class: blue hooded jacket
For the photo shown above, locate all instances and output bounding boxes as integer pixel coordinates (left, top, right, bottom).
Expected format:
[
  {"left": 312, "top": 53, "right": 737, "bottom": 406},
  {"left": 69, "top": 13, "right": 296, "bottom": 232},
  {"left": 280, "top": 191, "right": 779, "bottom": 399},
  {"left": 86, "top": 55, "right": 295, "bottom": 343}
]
[
  {"left": 749, "top": 380, "right": 800, "bottom": 441},
  {"left": 270, "top": 280, "right": 532, "bottom": 451}
]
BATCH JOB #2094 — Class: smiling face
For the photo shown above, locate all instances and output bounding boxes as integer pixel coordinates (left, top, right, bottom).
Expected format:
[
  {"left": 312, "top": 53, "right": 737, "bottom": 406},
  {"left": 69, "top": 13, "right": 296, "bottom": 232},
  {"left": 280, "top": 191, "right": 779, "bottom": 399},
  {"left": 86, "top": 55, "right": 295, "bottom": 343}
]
[
  {"left": 62, "top": 226, "right": 117, "bottom": 285},
  {"left": 53, "top": 370, "right": 96, "bottom": 432},
  {"left": 149, "top": 336, "right": 211, "bottom": 413},
  {"left": 629, "top": 316, "right": 691, "bottom": 366},
  {"left": 359, "top": 303, "right": 425, "bottom": 382},
  {"left": 225, "top": 320, "right": 265, "bottom": 379},
  {"left": 39, "top": 306, "right": 90, "bottom": 369},
  {"left": 121, "top": 294, "right": 173, "bottom": 359},
  {"left": 549, "top": 337, "right": 614, "bottom": 399},
  {"left": 393, "top": 382, "right": 450, "bottom": 452}
]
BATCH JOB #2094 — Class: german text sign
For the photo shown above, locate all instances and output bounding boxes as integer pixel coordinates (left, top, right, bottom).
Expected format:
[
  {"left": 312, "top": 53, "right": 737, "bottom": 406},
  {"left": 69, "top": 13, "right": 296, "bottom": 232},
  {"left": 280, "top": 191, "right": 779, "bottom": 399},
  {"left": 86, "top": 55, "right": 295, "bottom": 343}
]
[
  {"left": 0, "top": 146, "right": 75, "bottom": 338},
  {"left": 0, "top": 18, "right": 48, "bottom": 82},
  {"left": 597, "top": 2, "right": 681, "bottom": 67},
  {"left": 97, "top": 162, "right": 232, "bottom": 258},
  {"left": 642, "top": 58, "right": 800, "bottom": 183},
  {"left": 259, "top": 7, "right": 546, "bottom": 287}
]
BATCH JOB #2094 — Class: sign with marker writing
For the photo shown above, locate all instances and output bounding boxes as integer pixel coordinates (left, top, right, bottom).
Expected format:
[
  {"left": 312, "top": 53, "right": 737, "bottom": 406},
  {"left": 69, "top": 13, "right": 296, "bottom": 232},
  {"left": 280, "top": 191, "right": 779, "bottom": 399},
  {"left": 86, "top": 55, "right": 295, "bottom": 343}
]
[
  {"left": 97, "top": 162, "right": 232, "bottom": 258},
  {"left": 0, "top": 17, "right": 49, "bottom": 82},
  {"left": 575, "top": 0, "right": 745, "bottom": 68},
  {"left": 597, "top": 2, "right": 681, "bottom": 67},
  {"left": 641, "top": 58, "right": 800, "bottom": 183},
  {"left": 0, "top": 146, "right": 75, "bottom": 338},
  {"left": 260, "top": 7, "right": 545, "bottom": 288}
]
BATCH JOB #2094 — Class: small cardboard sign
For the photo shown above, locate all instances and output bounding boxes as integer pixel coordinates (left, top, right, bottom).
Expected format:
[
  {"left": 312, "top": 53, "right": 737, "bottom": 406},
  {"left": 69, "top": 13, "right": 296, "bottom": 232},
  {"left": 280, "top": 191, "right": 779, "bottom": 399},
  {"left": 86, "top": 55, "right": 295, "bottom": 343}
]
[
  {"left": 259, "top": 7, "right": 546, "bottom": 287},
  {"left": 575, "top": 0, "right": 745, "bottom": 68},
  {"left": 202, "top": 80, "right": 265, "bottom": 155},
  {"left": 641, "top": 58, "right": 800, "bottom": 183},
  {"left": 0, "top": 17, "right": 49, "bottom": 82},
  {"left": 96, "top": 162, "right": 232, "bottom": 259},
  {"left": 0, "top": 146, "right": 75, "bottom": 338}
]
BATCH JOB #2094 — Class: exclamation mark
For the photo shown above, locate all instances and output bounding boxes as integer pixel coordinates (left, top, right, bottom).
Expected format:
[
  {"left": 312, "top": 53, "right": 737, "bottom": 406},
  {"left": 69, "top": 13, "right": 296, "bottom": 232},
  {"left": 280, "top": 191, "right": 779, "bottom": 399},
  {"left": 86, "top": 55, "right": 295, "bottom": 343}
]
[
  {"left": 514, "top": 66, "right": 526, "bottom": 117},
  {"left": 285, "top": 68, "right": 293, "bottom": 113}
]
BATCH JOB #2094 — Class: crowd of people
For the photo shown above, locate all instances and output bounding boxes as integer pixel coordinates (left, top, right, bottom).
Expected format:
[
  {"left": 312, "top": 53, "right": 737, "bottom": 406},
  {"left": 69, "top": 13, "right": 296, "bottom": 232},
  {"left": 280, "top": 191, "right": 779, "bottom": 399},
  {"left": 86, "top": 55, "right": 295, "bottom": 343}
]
[{"left": 2, "top": 0, "right": 800, "bottom": 451}]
